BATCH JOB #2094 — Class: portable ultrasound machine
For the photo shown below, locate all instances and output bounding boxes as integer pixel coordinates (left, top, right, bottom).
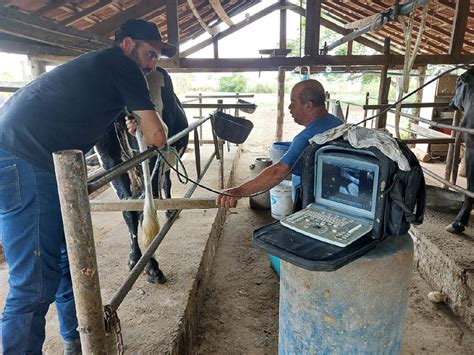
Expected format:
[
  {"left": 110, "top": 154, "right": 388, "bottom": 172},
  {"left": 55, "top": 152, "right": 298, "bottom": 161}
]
[
  {"left": 253, "top": 139, "right": 391, "bottom": 271},
  {"left": 280, "top": 145, "right": 379, "bottom": 248}
]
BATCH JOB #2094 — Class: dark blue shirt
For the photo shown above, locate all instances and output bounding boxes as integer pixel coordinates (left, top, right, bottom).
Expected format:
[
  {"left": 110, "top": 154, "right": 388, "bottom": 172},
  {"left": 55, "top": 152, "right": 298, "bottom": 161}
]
[{"left": 0, "top": 46, "right": 155, "bottom": 172}]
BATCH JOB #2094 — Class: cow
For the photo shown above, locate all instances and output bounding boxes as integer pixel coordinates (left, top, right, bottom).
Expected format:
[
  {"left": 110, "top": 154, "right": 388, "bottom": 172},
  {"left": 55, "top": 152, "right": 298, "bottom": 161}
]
[
  {"left": 446, "top": 67, "right": 473, "bottom": 234},
  {"left": 94, "top": 67, "right": 189, "bottom": 283}
]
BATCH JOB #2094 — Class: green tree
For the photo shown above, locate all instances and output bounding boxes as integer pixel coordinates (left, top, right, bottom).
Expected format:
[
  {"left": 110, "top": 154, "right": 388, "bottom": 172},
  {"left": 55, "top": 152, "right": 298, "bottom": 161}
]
[{"left": 218, "top": 74, "right": 247, "bottom": 92}]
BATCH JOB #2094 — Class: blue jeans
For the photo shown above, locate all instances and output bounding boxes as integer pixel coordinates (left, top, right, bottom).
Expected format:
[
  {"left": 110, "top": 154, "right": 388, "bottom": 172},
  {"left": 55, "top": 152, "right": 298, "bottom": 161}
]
[{"left": 0, "top": 149, "right": 79, "bottom": 354}]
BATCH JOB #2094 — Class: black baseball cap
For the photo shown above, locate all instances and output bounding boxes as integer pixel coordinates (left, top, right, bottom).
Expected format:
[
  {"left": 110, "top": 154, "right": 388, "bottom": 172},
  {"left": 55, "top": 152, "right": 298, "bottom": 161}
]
[{"left": 115, "top": 19, "right": 177, "bottom": 58}]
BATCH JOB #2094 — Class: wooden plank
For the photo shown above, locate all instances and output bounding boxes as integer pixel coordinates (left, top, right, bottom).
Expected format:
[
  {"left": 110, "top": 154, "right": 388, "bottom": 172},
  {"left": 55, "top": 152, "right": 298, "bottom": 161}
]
[
  {"left": 304, "top": 0, "right": 321, "bottom": 56},
  {"left": 0, "top": 6, "right": 110, "bottom": 52},
  {"left": 449, "top": 0, "right": 470, "bottom": 55},
  {"left": 61, "top": 0, "right": 114, "bottom": 26},
  {"left": 209, "top": 0, "right": 234, "bottom": 26},
  {"left": 89, "top": 197, "right": 218, "bottom": 212},
  {"left": 87, "top": 0, "right": 166, "bottom": 36},
  {"left": 181, "top": 2, "right": 281, "bottom": 57}
]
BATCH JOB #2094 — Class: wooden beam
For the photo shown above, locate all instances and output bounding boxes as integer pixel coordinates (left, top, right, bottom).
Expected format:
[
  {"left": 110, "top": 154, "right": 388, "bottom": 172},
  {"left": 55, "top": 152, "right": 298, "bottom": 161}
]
[
  {"left": 186, "top": 0, "right": 219, "bottom": 36},
  {"left": 209, "top": 0, "right": 234, "bottom": 26},
  {"left": 0, "top": 34, "right": 79, "bottom": 59},
  {"left": 449, "top": 0, "right": 470, "bottom": 54},
  {"left": 61, "top": 0, "right": 114, "bottom": 26},
  {"left": 166, "top": 0, "right": 179, "bottom": 54},
  {"left": 0, "top": 6, "right": 111, "bottom": 52},
  {"left": 305, "top": 0, "right": 322, "bottom": 56},
  {"left": 181, "top": 1, "right": 281, "bottom": 57},
  {"left": 89, "top": 197, "right": 218, "bottom": 212},
  {"left": 87, "top": 0, "right": 166, "bottom": 36}
]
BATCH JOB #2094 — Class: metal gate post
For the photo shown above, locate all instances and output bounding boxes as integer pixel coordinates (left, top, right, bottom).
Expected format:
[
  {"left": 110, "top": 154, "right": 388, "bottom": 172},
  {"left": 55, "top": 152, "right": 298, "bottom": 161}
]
[{"left": 53, "top": 150, "right": 107, "bottom": 353}]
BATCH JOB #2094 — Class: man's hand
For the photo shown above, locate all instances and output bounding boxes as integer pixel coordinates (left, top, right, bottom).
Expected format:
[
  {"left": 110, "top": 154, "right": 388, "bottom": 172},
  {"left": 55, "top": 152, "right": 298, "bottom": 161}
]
[
  {"left": 125, "top": 116, "right": 138, "bottom": 136},
  {"left": 216, "top": 187, "right": 242, "bottom": 209}
]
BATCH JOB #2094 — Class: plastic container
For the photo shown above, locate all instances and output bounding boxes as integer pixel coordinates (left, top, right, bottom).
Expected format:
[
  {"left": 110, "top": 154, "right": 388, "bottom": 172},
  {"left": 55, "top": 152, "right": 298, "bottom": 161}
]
[
  {"left": 271, "top": 141, "right": 292, "bottom": 163},
  {"left": 249, "top": 157, "right": 272, "bottom": 210},
  {"left": 212, "top": 111, "right": 253, "bottom": 144},
  {"left": 268, "top": 254, "right": 281, "bottom": 276},
  {"left": 270, "top": 180, "right": 293, "bottom": 220}
]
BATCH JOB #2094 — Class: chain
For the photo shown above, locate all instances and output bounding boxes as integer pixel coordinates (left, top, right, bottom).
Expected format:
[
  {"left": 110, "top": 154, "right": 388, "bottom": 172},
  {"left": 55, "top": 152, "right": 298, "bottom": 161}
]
[{"left": 104, "top": 305, "right": 124, "bottom": 355}]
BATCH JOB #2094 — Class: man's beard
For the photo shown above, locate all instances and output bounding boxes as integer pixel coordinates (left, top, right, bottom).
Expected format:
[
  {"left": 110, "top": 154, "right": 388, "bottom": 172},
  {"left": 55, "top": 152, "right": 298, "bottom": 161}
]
[{"left": 130, "top": 47, "right": 152, "bottom": 75}]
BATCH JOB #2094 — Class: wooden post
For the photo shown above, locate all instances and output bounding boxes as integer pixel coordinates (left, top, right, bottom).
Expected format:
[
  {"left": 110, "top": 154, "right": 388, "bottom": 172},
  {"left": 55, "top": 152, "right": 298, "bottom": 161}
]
[
  {"left": 304, "top": 0, "right": 322, "bottom": 56},
  {"left": 213, "top": 38, "right": 218, "bottom": 59},
  {"left": 29, "top": 57, "right": 46, "bottom": 78},
  {"left": 198, "top": 93, "right": 203, "bottom": 144},
  {"left": 217, "top": 99, "right": 224, "bottom": 188},
  {"left": 280, "top": 0, "right": 287, "bottom": 51},
  {"left": 275, "top": 66, "right": 285, "bottom": 142},
  {"left": 376, "top": 38, "right": 391, "bottom": 129},
  {"left": 53, "top": 150, "right": 107, "bottom": 353},
  {"left": 444, "top": 110, "right": 462, "bottom": 187},
  {"left": 165, "top": 0, "right": 179, "bottom": 58},
  {"left": 363, "top": 92, "right": 370, "bottom": 128}
]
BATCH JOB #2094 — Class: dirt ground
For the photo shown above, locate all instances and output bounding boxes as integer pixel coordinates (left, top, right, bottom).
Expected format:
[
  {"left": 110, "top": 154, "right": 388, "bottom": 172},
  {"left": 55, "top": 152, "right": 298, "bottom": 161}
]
[{"left": 1, "top": 96, "right": 473, "bottom": 353}]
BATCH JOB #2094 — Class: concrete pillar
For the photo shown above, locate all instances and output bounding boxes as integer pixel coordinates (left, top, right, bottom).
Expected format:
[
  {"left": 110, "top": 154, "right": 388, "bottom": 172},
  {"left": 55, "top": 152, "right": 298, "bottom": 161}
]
[{"left": 279, "top": 234, "right": 414, "bottom": 354}]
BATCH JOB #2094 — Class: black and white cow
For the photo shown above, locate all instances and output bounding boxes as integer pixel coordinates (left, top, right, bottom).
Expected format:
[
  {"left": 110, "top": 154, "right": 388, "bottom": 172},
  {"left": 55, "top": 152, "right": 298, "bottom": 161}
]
[
  {"left": 446, "top": 67, "right": 473, "bottom": 234},
  {"left": 94, "top": 67, "right": 188, "bottom": 283}
]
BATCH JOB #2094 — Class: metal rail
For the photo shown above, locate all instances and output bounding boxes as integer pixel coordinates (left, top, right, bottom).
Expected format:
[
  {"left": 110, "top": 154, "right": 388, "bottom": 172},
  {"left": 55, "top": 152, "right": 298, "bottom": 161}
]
[
  {"left": 388, "top": 110, "right": 474, "bottom": 135},
  {"left": 87, "top": 115, "right": 212, "bottom": 194},
  {"left": 422, "top": 167, "right": 474, "bottom": 199}
]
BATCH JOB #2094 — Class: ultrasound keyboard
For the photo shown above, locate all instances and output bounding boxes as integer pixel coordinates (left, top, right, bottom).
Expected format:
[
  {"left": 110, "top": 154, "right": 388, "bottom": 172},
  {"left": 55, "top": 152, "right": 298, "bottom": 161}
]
[{"left": 280, "top": 205, "right": 373, "bottom": 247}]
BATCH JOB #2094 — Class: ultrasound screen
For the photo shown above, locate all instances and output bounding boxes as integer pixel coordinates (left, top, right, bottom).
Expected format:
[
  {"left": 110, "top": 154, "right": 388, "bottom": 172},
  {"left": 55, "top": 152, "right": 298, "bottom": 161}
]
[{"left": 320, "top": 159, "right": 376, "bottom": 212}]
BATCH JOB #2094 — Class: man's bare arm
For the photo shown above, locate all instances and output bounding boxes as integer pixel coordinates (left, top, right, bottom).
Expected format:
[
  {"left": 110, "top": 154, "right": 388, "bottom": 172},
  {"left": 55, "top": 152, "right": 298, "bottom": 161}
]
[
  {"left": 216, "top": 162, "right": 291, "bottom": 208},
  {"left": 131, "top": 110, "right": 168, "bottom": 147}
]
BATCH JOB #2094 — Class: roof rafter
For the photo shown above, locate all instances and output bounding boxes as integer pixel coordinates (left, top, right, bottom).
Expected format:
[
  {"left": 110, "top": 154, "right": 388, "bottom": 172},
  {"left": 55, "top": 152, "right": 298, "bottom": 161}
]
[
  {"left": 61, "top": 0, "right": 115, "bottom": 26},
  {"left": 87, "top": 0, "right": 166, "bottom": 36},
  {"left": 0, "top": 5, "right": 111, "bottom": 52}
]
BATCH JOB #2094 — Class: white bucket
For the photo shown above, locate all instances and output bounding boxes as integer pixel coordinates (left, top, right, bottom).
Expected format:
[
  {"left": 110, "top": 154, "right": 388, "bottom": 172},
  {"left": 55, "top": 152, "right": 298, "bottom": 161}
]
[{"left": 270, "top": 180, "right": 294, "bottom": 219}]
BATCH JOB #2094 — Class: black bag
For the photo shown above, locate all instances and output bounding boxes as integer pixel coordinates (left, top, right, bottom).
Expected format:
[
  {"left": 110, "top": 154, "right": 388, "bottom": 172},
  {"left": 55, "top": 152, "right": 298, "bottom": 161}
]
[{"left": 301, "top": 138, "right": 426, "bottom": 239}]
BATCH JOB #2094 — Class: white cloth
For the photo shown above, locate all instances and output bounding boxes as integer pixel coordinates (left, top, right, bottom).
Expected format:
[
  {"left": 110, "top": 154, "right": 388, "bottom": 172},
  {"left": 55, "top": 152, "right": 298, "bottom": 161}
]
[{"left": 309, "top": 124, "right": 411, "bottom": 171}]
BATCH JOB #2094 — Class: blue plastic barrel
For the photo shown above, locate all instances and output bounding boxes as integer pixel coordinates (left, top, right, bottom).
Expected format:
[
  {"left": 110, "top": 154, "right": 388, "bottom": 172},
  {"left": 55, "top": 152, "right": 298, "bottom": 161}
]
[
  {"left": 279, "top": 234, "right": 414, "bottom": 354},
  {"left": 271, "top": 141, "right": 292, "bottom": 164}
]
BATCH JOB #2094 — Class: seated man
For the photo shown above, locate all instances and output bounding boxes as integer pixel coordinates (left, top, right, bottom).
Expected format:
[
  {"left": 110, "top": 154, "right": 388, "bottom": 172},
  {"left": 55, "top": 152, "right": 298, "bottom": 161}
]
[{"left": 216, "top": 79, "right": 343, "bottom": 208}]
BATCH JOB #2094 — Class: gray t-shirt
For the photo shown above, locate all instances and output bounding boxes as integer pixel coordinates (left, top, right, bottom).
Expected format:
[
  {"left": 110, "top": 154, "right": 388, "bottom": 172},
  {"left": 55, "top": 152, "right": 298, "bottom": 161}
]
[{"left": 0, "top": 46, "right": 155, "bottom": 172}]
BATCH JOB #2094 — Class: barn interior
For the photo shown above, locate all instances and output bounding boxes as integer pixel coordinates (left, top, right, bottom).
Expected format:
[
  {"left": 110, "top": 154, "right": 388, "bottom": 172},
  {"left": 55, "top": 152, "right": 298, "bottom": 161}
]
[{"left": 0, "top": 0, "right": 473, "bottom": 353}]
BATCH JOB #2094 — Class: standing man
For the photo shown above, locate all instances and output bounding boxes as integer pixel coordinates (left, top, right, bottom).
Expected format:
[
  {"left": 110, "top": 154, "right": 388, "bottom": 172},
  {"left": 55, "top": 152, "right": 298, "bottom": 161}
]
[
  {"left": 216, "top": 79, "right": 343, "bottom": 208},
  {"left": 0, "top": 19, "right": 174, "bottom": 354}
]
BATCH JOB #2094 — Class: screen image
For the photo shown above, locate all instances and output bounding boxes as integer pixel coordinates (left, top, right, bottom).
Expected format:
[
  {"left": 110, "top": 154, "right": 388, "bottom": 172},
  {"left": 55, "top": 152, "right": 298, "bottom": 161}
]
[{"left": 315, "top": 152, "right": 379, "bottom": 218}]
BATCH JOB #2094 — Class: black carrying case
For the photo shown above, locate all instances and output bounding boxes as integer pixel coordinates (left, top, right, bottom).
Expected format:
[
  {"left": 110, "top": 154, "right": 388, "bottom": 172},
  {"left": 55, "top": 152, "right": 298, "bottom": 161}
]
[{"left": 252, "top": 139, "right": 400, "bottom": 271}]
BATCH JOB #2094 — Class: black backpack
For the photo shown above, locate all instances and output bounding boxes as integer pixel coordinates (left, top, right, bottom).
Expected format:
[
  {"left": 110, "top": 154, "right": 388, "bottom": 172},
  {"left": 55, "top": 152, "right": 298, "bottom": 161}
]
[{"left": 299, "top": 138, "right": 426, "bottom": 239}]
